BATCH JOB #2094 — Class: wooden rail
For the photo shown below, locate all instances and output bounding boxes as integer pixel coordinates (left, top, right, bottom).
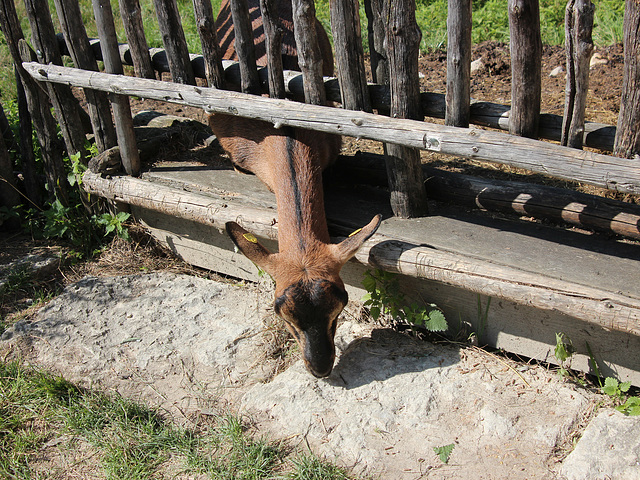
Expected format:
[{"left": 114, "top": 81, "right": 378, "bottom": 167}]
[{"left": 23, "top": 62, "right": 640, "bottom": 194}]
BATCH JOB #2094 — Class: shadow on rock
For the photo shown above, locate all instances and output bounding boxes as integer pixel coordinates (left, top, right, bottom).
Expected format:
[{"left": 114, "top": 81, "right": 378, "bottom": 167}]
[{"left": 327, "top": 328, "right": 459, "bottom": 389}]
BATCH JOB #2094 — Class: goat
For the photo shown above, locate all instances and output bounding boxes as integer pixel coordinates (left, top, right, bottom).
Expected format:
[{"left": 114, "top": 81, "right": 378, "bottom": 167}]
[{"left": 209, "top": 0, "right": 381, "bottom": 378}]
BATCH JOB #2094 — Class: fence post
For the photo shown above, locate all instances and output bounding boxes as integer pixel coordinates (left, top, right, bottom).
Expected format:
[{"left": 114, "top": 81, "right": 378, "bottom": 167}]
[
  {"left": 291, "top": 0, "right": 326, "bottom": 105},
  {"left": 229, "top": 0, "right": 261, "bottom": 94},
  {"left": 153, "top": 0, "right": 196, "bottom": 84},
  {"left": 508, "top": 0, "right": 542, "bottom": 139},
  {"left": 118, "top": 0, "right": 155, "bottom": 79},
  {"left": 0, "top": 125, "right": 21, "bottom": 212},
  {"left": 363, "top": 0, "right": 389, "bottom": 87},
  {"left": 330, "top": 0, "right": 371, "bottom": 112},
  {"left": 192, "top": 0, "right": 225, "bottom": 89},
  {"left": 92, "top": 0, "right": 141, "bottom": 177},
  {"left": 259, "top": 0, "right": 286, "bottom": 98},
  {"left": 384, "top": 0, "right": 428, "bottom": 218},
  {"left": 614, "top": 0, "right": 640, "bottom": 159},
  {"left": 562, "top": 0, "right": 594, "bottom": 149},
  {"left": 445, "top": 0, "right": 471, "bottom": 127},
  {"left": 23, "top": 0, "right": 91, "bottom": 162},
  {"left": 53, "top": 0, "right": 118, "bottom": 152}
]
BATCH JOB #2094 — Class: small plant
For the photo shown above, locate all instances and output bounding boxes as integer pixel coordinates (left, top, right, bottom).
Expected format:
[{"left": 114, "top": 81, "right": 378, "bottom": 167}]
[
  {"left": 554, "top": 332, "right": 576, "bottom": 378},
  {"left": 362, "top": 269, "right": 447, "bottom": 333},
  {"left": 433, "top": 443, "right": 455, "bottom": 464}
]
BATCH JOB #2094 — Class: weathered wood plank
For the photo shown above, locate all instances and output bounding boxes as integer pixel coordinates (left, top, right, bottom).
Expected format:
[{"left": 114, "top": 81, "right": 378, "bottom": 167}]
[
  {"left": 291, "top": 0, "right": 326, "bottom": 105},
  {"left": 508, "top": 0, "right": 542, "bottom": 138},
  {"left": 118, "top": 0, "right": 155, "bottom": 79},
  {"left": 24, "top": 62, "right": 640, "bottom": 193},
  {"left": 152, "top": 0, "right": 195, "bottom": 84},
  {"left": 614, "top": 0, "right": 640, "bottom": 159},
  {"left": 445, "top": 0, "right": 471, "bottom": 127},
  {"left": 259, "top": 0, "right": 285, "bottom": 98},
  {"left": 192, "top": 0, "right": 225, "bottom": 88},
  {"left": 229, "top": 0, "right": 261, "bottom": 94},
  {"left": 562, "top": 0, "right": 594, "bottom": 149}
]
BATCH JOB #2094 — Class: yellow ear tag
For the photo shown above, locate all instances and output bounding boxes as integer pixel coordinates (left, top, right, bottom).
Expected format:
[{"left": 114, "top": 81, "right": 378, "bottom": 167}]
[
  {"left": 348, "top": 228, "right": 362, "bottom": 237},
  {"left": 243, "top": 233, "right": 258, "bottom": 243}
]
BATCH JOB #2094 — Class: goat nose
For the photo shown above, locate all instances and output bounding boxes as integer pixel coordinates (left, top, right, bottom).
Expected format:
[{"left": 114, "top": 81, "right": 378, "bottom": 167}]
[{"left": 308, "top": 363, "right": 333, "bottom": 378}]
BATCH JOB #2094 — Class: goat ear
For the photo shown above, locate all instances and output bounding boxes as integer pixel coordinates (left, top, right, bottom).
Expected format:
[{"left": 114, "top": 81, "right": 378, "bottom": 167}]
[
  {"left": 332, "top": 214, "right": 381, "bottom": 265},
  {"left": 225, "top": 222, "right": 276, "bottom": 274}
]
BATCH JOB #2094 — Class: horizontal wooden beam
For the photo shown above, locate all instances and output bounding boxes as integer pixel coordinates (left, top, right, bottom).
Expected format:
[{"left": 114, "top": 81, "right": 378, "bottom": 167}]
[
  {"left": 56, "top": 35, "right": 616, "bottom": 151},
  {"left": 81, "top": 170, "right": 640, "bottom": 336},
  {"left": 24, "top": 62, "right": 640, "bottom": 193}
]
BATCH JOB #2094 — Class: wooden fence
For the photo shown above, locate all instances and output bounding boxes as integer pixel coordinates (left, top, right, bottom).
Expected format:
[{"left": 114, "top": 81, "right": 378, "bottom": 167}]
[{"left": 2, "top": 0, "right": 640, "bottom": 383}]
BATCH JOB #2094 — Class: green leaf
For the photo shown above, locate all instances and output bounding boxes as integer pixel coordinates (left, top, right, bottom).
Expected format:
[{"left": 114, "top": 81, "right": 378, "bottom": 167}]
[
  {"left": 602, "top": 377, "right": 619, "bottom": 396},
  {"left": 433, "top": 443, "right": 455, "bottom": 464},
  {"left": 424, "top": 309, "right": 448, "bottom": 332},
  {"left": 620, "top": 381, "right": 631, "bottom": 393},
  {"left": 369, "top": 306, "right": 381, "bottom": 321}
]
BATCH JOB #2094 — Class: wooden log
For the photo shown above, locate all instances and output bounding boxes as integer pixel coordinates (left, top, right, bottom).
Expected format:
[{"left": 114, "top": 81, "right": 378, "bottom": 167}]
[
  {"left": 335, "top": 151, "right": 640, "bottom": 240},
  {"left": 80, "top": 170, "right": 640, "bottom": 336},
  {"left": 562, "top": 0, "right": 594, "bottom": 149},
  {"left": 384, "top": 0, "right": 428, "bottom": 218},
  {"left": 54, "top": 34, "right": 618, "bottom": 151},
  {"left": 92, "top": 0, "right": 140, "bottom": 177},
  {"left": 192, "top": 0, "right": 225, "bottom": 89},
  {"left": 24, "top": 63, "right": 640, "bottom": 194},
  {"left": 53, "top": 0, "right": 117, "bottom": 152},
  {"left": 445, "top": 0, "right": 471, "bottom": 127},
  {"left": 291, "top": 0, "right": 326, "bottom": 105},
  {"left": 614, "top": 0, "right": 640, "bottom": 159},
  {"left": 259, "top": 0, "right": 286, "bottom": 98},
  {"left": 363, "top": 0, "right": 388, "bottom": 87},
  {"left": 0, "top": 132, "right": 21, "bottom": 210},
  {"left": 0, "top": 102, "right": 15, "bottom": 154},
  {"left": 152, "top": 0, "right": 196, "bottom": 84},
  {"left": 23, "top": 0, "right": 90, "bottom": 163},
  {"left": 15, "top": 69, "right": 43, "bottom": 208},
  {"left": 508, "top": 0, "right": 542, "bottom": 138},
  {"left": 330, "top": 0, "right": 371, "bottom": 112},
  {"left": 118, "top": 0, "right": 155, "bottom": 79},
  {"left": 228, "top": 0, "right": 261, "bottom": 94}
]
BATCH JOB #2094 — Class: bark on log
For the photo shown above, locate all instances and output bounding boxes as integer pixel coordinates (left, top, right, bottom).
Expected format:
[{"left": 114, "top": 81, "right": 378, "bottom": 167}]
[
  {"left": 92, "top": 0, "right": 140, "bottom": 176},
  {"left": 118, "top": 0, "right": 155, "bottom": 79},
  {"left": 24, "top": 62, "right": 640, "bottom": 194},
  {"left": 330, "top": 0, "right": 371, "bottom": 112},
  {"left": 363, "top": 0, "right": 389, "bottom": 86},
  {"left": 24, "top": 0, "right": 90, "bottom": 163},
  {"left": 562, "top": 0, "right": 594, "bottom": 149},
  {"left": 614, "top": 0, "right": 640, "bottom": 159},
  {"left": 291, "top": 0, "right": 326, "bottom": 105},
  {"left": 384, "top": 0, "right": 428, "bottom": 217},
  {"left": 152, "top": 0, "right": 196, "bottom": 84},
  {"left": 229, "top": 0, "right": 261, "bottom": 94},
  {"left": 445, "top": 0, "right": 471, "bottom": 127},
  {"left": 192, "top": 0, "right": 225, "bottom": 89},
  {"left": 53, "top": 0, "right": 117, "bottom": 152},
  {"left": 259, "top": 0, "right": 286, "bottom": 98},
  {"left": 508, "top": 0, "right": 542, "bottom": 138}
]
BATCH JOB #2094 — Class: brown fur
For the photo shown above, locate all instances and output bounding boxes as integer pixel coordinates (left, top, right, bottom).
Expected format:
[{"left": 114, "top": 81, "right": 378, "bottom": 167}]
[{"left": 211, "top": 1, "right": 380, "bottom": 378}]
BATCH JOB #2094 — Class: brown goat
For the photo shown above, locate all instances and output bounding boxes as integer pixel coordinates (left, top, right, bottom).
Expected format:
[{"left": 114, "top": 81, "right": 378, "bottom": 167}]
[{"left": 209, "top": 0, "right": 381, "bottom": 378}]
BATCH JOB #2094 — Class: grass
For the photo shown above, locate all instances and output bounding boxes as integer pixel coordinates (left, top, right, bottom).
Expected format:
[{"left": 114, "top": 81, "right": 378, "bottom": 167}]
[
  {"left": 0, "top": 0, "right": 625, "bottom": 103},
  {"left": 0, "top": 358, "right": 356, "bottom": 479}
]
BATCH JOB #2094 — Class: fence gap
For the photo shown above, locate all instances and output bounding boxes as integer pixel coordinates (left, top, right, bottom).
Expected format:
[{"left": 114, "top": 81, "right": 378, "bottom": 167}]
[
  {"left": 614, "top": 0, "right": 640, "bottom": 159},
  {"left": 329, "top": 0, "right": 371, "bottom": 112},
  {"left": 508, "top": 0, "right": 542, "bottom": 139},
  {"left": 383, "top": 0, "right": 428, "bottom": 218},
  {"left": 192, "top": 0, "right": 225, "bottom": 89},
  {"left": 92, "top": 0, "right": 140, "bottom": 176},
  {"left": 445, "top": 0, "right": 471, "bottom": 127},
  {"left": 562, "top": 0, "right": 594, "bottom": 149},
  {"left": 53, "top": 0, "right": 117, "bottom": 152},
  {"left": 153, "top": 0, "right": 196, "bottom": 84},
  {"left": 229, "top": 0, "right": 261, "bottom": 94},
  {"left": 291, "top": 0, "right": 326, "bottom": 105},
  {"left": 24, "top": 0, "right": 90, "bottom": 163},
  {"left": 259, "top": 0, "right": 286, "bottom": 98},
  {"left": 118, "top": 0, "right": 155, "bottom": 79}
]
